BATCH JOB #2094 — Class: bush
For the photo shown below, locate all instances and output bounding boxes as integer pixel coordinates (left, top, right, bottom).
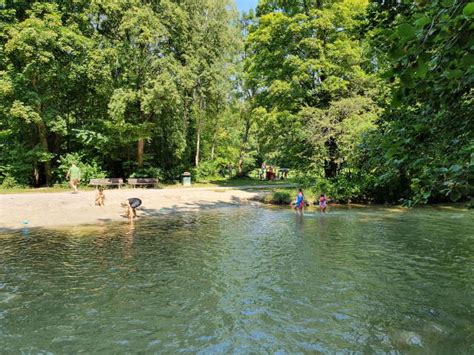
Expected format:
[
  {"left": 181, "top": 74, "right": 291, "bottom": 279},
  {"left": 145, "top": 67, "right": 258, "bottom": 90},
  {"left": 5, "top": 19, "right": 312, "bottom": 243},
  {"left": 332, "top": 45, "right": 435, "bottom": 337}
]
[
  {"left": 272, "top": 191, "right": 292, "bottom": 204},
  {"left": 261, "top": 190, "right": 292, "bottom": 204},
  {"left": 194, "top": 158, "right": 234, "bottom": 181},
  {"left": 129, "top": 167, "right": 163, "bottom": 180},
  {"left": 0, "top": 175, "right": 19, "bottom": 189}
]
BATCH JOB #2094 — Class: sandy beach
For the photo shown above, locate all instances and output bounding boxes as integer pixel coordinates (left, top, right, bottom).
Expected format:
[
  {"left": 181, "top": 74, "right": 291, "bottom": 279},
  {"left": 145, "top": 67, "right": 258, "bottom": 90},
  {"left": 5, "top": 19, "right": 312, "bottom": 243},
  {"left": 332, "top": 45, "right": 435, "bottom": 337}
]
[{"left": 0, "top": 187, "right": 269, "bottom": 231}]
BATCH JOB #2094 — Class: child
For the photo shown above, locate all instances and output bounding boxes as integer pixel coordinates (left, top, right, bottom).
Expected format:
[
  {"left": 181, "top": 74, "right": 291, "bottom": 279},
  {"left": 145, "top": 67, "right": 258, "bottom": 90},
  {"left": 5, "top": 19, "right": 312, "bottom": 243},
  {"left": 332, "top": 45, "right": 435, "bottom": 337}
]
[
  {"left": 294, "top": 189, "right": 305, "bottom": 215},
  {"left": 121, "top": 198, "right": 142, "bottom": 219},
  {"left": 319, "top": 194, "right": 328, "bottom": 213},
  {"left": 95, "top": 187, "right": 105, "bottom": 206}
]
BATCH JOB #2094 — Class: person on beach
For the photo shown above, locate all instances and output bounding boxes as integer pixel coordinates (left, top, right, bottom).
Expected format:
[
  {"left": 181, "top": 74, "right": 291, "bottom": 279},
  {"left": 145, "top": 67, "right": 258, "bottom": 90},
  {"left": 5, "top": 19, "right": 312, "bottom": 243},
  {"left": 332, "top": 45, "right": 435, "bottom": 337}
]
[
  {"left": 95, "top": 187, "right": 105, "bottom": 206},
  {"left": 121, "top": 198, "right": 142, "bottom": 219},
  {"left": 66, "top": 162, "right": 81, "bottom": 193},
  {"left": 294, "top": 189, "right": 305, "bottom": 215},
  {"left": 319, "top": 194, "right": 328, "bottom": 213}
]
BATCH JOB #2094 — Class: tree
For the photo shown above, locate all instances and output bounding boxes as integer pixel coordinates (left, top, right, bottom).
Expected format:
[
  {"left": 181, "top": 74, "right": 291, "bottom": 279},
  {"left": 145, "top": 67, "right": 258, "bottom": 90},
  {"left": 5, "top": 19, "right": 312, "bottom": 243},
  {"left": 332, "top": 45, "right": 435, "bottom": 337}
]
[
  {"left": 2, "top": 3, "right": 92, "bottom": 185},
  {"left": 365, "top": 0, "right": 474, "bottom": 203},
  {"left": 245, "top": 0, "right": 377, "bottom": 175}
]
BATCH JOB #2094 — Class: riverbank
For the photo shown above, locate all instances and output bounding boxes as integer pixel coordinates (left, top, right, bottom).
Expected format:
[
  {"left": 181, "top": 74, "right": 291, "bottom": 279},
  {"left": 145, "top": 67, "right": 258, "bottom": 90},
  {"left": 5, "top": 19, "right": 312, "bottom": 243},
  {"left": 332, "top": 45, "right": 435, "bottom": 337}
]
[{"left": 0, "top": 187, "right": 274, "bottom": 231}]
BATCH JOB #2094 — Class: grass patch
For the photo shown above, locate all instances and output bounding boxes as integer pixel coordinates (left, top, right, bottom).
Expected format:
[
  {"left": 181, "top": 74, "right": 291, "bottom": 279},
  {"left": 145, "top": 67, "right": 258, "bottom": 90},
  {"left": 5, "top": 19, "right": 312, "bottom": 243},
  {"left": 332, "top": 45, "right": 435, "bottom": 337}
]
[{"left": 0, "top": 186, "right": 95, "bottom": 194}]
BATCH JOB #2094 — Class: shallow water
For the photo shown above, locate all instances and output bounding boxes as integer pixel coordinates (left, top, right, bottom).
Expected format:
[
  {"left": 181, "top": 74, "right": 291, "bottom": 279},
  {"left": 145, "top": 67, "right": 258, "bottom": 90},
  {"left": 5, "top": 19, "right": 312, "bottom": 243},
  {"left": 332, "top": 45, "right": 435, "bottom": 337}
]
[{"left": 0, "top": 205, "right": 473, "bottom": 353}]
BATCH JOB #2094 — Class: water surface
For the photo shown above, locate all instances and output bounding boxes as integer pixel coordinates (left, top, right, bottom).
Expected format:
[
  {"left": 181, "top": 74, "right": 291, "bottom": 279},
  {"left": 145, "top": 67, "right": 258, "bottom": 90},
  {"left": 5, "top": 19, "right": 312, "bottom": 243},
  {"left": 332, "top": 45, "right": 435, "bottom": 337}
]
[{"left": 0, "top": 206, "right": 473, "bottom": 353}]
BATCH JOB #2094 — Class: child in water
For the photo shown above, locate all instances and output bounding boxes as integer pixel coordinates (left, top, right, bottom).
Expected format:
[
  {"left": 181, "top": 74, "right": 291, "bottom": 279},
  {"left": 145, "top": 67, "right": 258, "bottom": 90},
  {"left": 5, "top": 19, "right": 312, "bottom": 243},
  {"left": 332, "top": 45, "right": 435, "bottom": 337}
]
[
  {"left": 122, "top": 198, "right": 142, "bottom": 219},
  {"left": 95, "top": 187, "right": 105, "bottom": 206},
  {"left": 294, "top": 189, "right": 305, "bottom": 215},
  {"left": 319, "top": 194, "right": 328, "bottom": 213}
]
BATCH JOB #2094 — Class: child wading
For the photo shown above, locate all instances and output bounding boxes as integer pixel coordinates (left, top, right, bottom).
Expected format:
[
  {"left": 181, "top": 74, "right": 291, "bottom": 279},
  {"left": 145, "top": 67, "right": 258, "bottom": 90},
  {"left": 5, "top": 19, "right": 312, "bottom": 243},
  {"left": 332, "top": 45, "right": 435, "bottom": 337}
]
[
  {"left": 319, "top": 194, "right": 328, "bottom": 213},
  {"left": 122, "top": 198, "right": 142, "bottom": 219},
  {"left": 294, "top": 189, "right": 305, "bottom": 215}
]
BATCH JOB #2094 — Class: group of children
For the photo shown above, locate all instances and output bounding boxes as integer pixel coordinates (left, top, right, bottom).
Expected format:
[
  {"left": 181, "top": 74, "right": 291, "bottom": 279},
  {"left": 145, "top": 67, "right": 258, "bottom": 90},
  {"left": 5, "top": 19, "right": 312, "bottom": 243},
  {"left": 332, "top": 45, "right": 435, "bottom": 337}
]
[
  {"left": 293, "top": 189, "right": 328, "bottom": 215},
  {"left": 95, "top": 187, "right": 142, "bottom": 220}
]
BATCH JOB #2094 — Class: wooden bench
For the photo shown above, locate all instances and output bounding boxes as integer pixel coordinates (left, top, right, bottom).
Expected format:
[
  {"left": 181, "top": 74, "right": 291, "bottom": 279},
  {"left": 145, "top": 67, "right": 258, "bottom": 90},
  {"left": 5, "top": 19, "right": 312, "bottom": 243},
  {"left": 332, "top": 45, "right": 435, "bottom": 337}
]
[
  {"left": 128, "top": 178, "right": 159, "bottom": 188},
  {"left": 89, "top": 178, "right": 124, "bottom": 189}
]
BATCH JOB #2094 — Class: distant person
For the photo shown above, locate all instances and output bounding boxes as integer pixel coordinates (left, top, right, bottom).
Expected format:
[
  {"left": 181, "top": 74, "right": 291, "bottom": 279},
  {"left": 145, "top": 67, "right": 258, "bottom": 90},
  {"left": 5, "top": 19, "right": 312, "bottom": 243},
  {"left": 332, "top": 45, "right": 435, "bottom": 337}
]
[
  {"left": 267, "top": 166, "right": 274, "bottom": 181},
  {"left": 95, "top": 187, "right": 105, "bottom": 206},
  {"left": 294, "top": 189, "right": 305, "bottom": 215},
  {"left": 260, "top": 162, "right": 267, "bottom": 180},
  {"left": 319, "top": 194, "right": 328, "bottom": 213},
  {"left": 66, "top": 162, "right": 81, "bottom": 193},
  {"left": 121, "top": 198, "right": 142, "bottom": 219}
]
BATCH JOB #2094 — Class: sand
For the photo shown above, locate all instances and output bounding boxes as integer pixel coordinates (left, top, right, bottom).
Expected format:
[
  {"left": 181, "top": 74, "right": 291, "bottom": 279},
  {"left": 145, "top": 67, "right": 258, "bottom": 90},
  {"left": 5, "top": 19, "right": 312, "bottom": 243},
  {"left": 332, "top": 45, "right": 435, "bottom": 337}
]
[{"left": 0, "top": 187, "right": 269, "bottom": 231}]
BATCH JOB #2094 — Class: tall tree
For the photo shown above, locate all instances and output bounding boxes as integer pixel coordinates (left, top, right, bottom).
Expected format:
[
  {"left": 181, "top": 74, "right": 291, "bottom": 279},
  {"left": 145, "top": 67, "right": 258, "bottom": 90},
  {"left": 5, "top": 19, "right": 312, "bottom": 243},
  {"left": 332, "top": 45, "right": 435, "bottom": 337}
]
[
  {"left": 245, "top": 0, "right": 377, "bottom": 175},
  {"left": 2, "top": 3, "right": 92, "bottom": 185}
]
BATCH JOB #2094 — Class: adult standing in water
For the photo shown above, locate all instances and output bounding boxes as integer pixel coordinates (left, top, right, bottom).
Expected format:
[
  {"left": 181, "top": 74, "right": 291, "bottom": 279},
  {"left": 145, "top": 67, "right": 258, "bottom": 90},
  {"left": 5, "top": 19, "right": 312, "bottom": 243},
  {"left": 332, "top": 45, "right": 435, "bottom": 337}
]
[{"left": 66, "top": 161, "right": 81, "bottom": 193}]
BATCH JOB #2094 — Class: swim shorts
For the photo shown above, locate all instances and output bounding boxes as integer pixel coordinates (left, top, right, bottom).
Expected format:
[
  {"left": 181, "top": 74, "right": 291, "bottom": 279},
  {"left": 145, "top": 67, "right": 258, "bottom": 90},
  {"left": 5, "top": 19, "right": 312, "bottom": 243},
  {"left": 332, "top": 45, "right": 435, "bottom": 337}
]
[{"left": 128, "top": 198, "right": 142, "bottom": 209}]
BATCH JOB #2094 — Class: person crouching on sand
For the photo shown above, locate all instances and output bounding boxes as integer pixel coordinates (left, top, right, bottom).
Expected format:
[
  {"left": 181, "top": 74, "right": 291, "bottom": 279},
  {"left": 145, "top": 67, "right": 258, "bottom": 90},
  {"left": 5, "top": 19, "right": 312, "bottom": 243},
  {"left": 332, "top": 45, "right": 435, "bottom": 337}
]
[
  {"left": 95, "top": 187, "right": 105, "bottom": 206},
  {"left": 122, "top": 198, "right": 142, "bottom": 219}
]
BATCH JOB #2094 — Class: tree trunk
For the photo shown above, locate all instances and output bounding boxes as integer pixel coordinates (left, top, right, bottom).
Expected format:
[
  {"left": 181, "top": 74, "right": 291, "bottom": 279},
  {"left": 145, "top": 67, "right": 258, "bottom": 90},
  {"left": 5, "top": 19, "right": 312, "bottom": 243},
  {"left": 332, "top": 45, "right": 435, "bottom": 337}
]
[
  {"left": 195, "top": 124, "right": 201, "bottom": 167},
  {"left": 36, "top": 119, "right": 51, "bottom": 186},
  {"left": 324, "top": 137, "right": 338, "bottom": 178},
  {"left": 238, "top": 117, "right": 251, "bottom": 176},
  {"left": 137, "top": 138, "right": 144, "bottom": 168},
  {"left": 210, "top": 129, "right": 217, "bottom": 160}
]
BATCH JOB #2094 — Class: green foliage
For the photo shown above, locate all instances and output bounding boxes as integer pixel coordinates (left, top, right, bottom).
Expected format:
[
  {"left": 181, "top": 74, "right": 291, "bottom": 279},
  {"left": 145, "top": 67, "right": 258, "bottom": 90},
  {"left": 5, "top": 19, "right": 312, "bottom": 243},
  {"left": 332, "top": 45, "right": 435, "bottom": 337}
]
[
  {"left": 364, "top": 0, "right": 473, "bottom": 204},
  {"left": 0, "top": 0, "right": 243, "bottom": 186},
  {"left": 194, "top": 158, "right": 235, "bottom": 180},
  {"left": 0, "top": 0, "right": 470, "bottom": 207},
  {"left": 129, "top": 167, "right": 163, "bottom": 180},
  {"left": 261, "top": 190, "right": 293, "bottom": 204},
  {"left": 0, "top": 174, "right": 19, "bottom": 189},
  {"left": 245, "top": 0, "right": 377, "bottom": 174}
]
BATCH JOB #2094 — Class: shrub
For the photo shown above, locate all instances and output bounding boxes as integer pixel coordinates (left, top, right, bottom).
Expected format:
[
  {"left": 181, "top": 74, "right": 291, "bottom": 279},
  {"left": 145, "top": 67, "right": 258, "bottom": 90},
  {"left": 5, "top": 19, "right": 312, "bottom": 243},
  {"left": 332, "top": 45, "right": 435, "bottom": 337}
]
[
  {"left": 129, "top": 167, "right": 163, "bottom": 180},
  {"left": 0, "top": 175, "right": 18, "bottom": 189},
  {"left": 272, "top": 191, "right": 292, "bottom": 204},
  {"left": 261, "top": 190, "right": 293, "bottom": 204},
  {"left": 194, "top": 158, "right": 234, "bottom": 181}
]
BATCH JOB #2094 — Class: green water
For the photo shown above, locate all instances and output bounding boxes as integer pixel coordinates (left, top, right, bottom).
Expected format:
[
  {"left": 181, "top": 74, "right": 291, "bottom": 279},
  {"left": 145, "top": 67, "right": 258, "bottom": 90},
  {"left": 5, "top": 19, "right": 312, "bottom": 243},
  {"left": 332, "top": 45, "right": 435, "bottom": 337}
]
[{"left": 0, "top": 206, "right": 473, "bottom": 353}]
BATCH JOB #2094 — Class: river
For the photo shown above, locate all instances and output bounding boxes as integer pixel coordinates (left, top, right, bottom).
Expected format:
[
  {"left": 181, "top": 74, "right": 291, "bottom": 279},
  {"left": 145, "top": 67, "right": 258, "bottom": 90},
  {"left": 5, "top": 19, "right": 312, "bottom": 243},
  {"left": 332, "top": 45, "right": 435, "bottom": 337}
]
[{"left": 0, "top": 205, "right": 472, "bottom": 352}]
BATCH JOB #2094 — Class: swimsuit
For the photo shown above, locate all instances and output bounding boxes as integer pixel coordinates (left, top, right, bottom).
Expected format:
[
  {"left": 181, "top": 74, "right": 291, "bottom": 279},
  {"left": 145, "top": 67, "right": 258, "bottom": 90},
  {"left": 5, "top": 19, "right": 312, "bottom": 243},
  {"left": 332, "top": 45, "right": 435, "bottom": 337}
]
[
  {"left": 319, "top": 197, "right": 327, "bottom": 208},
  {"left": 296, "top": 193, "right": 304, "bottom": 208}
]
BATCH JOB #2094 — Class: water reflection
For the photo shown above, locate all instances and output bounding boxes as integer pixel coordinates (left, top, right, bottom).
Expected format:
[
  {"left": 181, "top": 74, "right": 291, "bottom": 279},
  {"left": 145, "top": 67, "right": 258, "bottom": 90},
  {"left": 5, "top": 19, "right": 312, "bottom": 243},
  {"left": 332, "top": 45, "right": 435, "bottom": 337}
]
[{"left": 0, "top": 205, "right": 472, "bottom": 353}]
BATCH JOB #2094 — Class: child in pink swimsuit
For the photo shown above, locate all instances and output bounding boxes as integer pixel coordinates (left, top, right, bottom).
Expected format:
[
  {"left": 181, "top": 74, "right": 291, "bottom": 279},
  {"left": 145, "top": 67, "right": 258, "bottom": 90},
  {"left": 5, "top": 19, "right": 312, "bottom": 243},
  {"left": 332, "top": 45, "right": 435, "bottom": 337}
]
[{"left": 319, "top": 194, "right": 328, "bottom": 212}]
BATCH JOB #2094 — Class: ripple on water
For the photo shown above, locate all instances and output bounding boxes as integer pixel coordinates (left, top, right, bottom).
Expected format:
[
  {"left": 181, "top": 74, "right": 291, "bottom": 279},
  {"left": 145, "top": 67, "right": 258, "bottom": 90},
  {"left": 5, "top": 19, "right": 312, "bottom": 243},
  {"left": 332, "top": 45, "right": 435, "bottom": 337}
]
[{"left": 0, "top": 206, "right": 472, "bottom": 353}]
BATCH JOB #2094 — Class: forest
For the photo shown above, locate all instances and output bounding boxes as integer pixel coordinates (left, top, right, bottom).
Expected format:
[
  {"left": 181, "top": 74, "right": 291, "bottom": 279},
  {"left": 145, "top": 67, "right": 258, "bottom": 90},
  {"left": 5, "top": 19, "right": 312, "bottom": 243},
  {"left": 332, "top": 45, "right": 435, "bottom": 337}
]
[{"left": 0, "top": 0, "right": 472, "bottom": 205}]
